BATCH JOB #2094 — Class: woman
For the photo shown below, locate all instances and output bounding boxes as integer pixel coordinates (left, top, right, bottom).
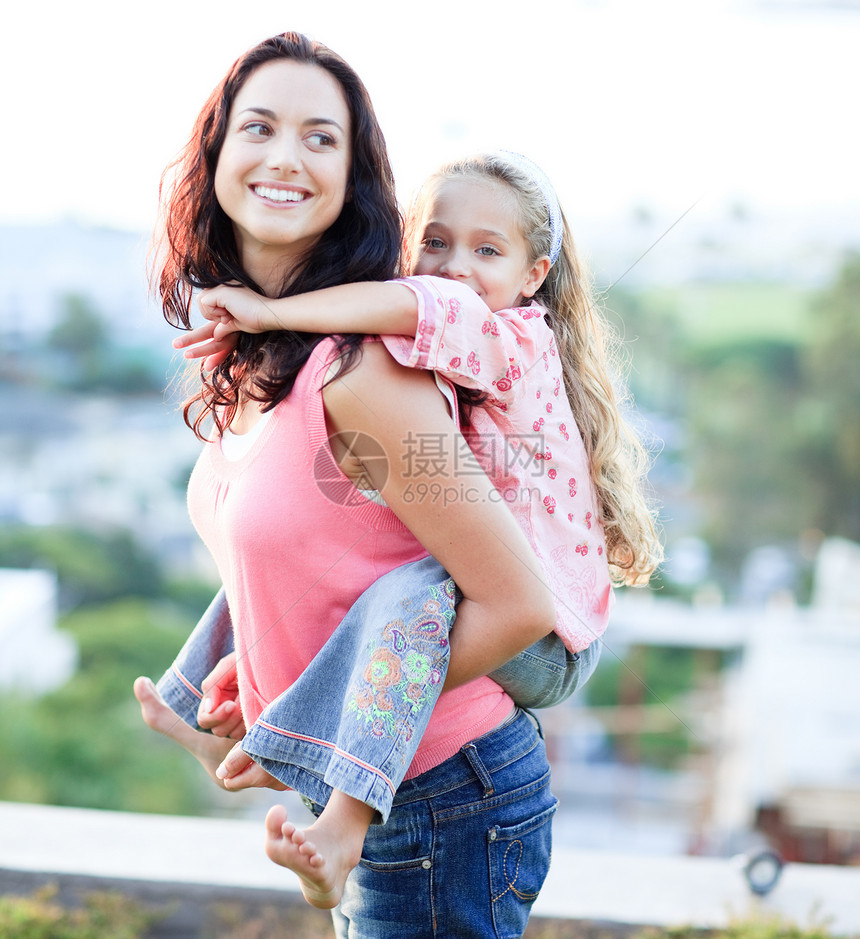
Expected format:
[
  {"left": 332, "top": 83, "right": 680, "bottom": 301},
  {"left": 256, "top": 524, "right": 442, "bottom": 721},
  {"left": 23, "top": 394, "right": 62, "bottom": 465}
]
[{"left": 135, "top": 31, "right": 559, "bottom": 938}]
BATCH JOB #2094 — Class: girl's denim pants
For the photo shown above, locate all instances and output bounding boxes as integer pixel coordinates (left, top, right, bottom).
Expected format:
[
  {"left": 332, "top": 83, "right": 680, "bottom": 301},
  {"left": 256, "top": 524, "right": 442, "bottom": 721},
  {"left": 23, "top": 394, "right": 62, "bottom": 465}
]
[{"left": 156, "top": 555, "right": 599, "bottom": 821}]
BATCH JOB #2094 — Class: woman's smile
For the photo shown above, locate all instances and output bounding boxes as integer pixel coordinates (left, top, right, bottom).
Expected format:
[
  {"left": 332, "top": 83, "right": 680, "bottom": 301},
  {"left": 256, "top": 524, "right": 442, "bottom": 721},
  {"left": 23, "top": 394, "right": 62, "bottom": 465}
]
[{"left": 251, "top": 184, "right": 310, "bottom": 204}]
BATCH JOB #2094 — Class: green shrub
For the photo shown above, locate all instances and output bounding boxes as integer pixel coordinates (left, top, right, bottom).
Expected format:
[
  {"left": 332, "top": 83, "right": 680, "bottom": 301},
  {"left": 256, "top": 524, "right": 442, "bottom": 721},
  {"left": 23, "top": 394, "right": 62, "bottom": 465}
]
[
  {"left": 0, "top": 885, "right": 163, "bottom": 939},
  {"left": 636, "top": 911, "right": 848, "bottom": 939}
]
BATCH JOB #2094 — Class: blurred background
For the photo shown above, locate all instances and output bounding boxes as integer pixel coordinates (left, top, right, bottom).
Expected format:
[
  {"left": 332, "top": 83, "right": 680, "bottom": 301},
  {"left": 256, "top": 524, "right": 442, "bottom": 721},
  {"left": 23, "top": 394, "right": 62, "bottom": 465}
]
[{"left": 2, "top": 0, "right": 859, "bottom": 873}]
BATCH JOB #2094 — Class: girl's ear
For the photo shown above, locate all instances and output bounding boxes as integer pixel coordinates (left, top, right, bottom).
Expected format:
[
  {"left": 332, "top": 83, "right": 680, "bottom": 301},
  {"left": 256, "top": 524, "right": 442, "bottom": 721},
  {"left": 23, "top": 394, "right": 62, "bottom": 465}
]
[{"left": 521, "top": 256, "right": 551, "bottom": 299}]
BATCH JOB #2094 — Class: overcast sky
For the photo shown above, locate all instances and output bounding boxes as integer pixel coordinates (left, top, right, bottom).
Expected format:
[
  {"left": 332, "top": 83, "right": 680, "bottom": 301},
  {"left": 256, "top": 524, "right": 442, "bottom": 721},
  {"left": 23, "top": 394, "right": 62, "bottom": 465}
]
[{"left": 3, "top": 0, "right": 858, "bottom": 234}]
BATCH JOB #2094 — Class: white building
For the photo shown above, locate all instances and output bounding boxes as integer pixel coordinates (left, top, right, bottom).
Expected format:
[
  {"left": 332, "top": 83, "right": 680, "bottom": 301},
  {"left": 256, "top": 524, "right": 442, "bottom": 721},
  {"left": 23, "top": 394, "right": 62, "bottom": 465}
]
[
  {"left": 601, "top": 542, "right": 860, "bottom": 861},
  {"left": 0, "top": 568, "right": 76, "bottom": 695}
]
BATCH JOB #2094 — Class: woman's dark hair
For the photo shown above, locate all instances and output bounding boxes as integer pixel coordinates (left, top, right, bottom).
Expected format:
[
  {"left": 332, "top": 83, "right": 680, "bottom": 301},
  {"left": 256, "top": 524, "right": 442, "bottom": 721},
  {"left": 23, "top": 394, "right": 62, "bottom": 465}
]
[{"left": 153, "top": 32, "right": 402, "bottom": 437}]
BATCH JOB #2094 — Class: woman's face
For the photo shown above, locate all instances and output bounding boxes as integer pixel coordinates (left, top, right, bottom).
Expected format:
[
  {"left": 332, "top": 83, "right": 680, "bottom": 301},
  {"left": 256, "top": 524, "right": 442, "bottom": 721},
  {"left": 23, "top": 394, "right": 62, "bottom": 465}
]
[{"left": 214, "top": 59, "right": 352, "bottom": 277}]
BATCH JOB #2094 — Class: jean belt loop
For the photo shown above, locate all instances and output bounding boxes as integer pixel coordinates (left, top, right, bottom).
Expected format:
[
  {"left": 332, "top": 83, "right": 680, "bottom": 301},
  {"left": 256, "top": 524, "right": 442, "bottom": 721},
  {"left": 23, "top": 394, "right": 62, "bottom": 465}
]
[{"left": 461, "top": 742, "right": 495, "bottom": 798}]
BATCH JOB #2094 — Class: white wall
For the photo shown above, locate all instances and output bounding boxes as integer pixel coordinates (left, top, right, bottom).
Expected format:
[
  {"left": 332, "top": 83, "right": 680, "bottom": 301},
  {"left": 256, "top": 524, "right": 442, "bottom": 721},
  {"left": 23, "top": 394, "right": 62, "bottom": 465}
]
[{"left": 0, "top": 568, "right": 76, "bottom": 695}]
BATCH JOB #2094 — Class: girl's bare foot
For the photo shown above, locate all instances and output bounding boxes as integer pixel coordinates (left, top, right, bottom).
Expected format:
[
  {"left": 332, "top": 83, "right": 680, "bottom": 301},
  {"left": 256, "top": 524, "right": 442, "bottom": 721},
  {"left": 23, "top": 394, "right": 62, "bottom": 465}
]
[
  {"left": 133, "top": 676, "right": 233, "bottom": 787},
  {"left": 264, "top": 799, "right": 371, "bottom": 909}
]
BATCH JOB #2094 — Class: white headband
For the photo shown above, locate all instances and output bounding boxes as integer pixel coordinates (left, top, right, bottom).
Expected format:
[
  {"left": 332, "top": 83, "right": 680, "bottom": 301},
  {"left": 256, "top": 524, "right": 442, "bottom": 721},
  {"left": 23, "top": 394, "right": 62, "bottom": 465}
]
[{"left": 494, "top": 150, "right": 563, "bottom": 265}]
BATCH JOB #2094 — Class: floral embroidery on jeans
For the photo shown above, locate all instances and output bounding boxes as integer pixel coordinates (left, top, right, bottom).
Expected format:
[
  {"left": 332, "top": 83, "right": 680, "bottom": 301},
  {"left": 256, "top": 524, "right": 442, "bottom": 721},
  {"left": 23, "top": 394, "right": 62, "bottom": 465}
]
[{"left": 346, "top": 580, "right": 455, "bottom": 749}]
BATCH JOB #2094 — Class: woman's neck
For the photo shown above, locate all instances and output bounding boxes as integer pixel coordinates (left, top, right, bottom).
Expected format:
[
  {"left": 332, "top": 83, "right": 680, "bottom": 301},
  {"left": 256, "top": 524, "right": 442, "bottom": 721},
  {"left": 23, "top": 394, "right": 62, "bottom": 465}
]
[
  {"left": 230, "top": 398, "right": 267, "bottom": 435},
  {"left": 239, "top": 244, "right": 299, "bottom": 298}
]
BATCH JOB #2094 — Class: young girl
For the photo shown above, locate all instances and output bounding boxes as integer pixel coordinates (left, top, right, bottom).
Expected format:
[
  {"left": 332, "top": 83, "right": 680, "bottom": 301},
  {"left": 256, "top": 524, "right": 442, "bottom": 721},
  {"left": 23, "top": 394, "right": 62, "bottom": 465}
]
[{"left": 160, "top": 150, "right": 662, "bottom": 901}]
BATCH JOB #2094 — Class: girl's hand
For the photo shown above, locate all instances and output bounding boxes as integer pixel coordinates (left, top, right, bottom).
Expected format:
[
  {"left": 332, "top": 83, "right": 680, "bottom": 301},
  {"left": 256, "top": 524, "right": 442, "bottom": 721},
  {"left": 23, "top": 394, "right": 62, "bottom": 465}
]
[
  {"left": 172, "top": 284, "right": 284, "bottom": 371},
  {"left": 198, "top": 284, "right": 284, "bottom": 336},
  {"left": 173, "top": 321, "right": 239, "bottom": 371},
  {"left": 216, "top": 741, "right": 289, "bottom": 791},
  {"left": 197, "top": 653, "right": 246, "bottom": 740}
]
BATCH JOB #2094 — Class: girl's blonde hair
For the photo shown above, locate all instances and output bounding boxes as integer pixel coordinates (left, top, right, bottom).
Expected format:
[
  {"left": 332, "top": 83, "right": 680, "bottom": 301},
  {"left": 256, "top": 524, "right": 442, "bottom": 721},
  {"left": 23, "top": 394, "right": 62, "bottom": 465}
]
[{"left": 406, "top": 153, "right": 663, "bottom": 586}]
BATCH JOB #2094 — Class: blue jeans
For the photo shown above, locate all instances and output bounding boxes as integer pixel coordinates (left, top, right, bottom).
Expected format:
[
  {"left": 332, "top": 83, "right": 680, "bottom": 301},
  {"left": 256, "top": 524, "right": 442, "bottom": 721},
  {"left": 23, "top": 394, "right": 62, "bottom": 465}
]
[
  {"left": 157, "top": 557, "right": 599, "bottom": 820},
  {"left": 330, "top": 707, "right": 556, "bottom": 938}
]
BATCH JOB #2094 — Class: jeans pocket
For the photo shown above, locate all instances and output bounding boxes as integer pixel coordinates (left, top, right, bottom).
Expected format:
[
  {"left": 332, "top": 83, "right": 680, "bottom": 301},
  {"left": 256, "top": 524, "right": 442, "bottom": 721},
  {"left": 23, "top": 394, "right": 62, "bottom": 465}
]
[
  {"left": 346, "top": 813, "right": 435, "bottom": 936},
  {"left": 343, "top": 827, "right": 434, "bottom": 938},
  {"left": 358, "top": 805, "right": 433, "bottom": 873},
  {"left": 488, "top": 798, "right": 557, "bottom": 939}
]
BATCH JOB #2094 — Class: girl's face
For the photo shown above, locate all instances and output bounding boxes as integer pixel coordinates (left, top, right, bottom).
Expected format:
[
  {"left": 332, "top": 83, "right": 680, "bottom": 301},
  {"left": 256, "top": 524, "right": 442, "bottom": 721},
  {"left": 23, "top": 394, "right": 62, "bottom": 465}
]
[
  {"left": 214, "top": 59, "right": 352, "bottom": 278},
  {"left": 410, "top": 177, "right": 549, "bottom": 312}
]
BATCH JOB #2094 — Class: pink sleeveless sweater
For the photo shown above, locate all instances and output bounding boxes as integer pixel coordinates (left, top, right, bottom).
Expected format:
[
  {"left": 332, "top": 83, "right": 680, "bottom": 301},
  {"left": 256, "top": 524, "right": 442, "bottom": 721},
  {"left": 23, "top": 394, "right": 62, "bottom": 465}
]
[{"left": 187, "top": 338, "right": 512, "bottom": 778}]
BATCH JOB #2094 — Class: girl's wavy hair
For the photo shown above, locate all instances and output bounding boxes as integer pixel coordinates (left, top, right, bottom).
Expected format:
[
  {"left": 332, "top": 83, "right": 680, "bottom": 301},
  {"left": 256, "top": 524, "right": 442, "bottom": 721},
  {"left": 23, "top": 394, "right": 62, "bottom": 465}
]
[
  {"left": 151, "top": 32, "right": 402, "bottom": 438},
  {"left": 405, "top": 154, "right": 664, "bottom": 586}
]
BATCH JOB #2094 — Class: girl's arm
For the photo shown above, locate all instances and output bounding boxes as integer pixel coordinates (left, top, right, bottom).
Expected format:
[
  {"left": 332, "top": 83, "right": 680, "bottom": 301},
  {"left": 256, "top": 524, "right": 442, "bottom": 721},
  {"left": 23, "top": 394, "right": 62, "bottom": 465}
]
[
  {"left": 380, "top": 276, "right": 550, "bottom": 407},
  {"left": 174, "top": 282, "right": 420, "bottom": 370},
  {"left": 322, "top": 341, "right": 557, "bottom": 689},
  {"left": 176, "top": 277, "right": 549, "bottom": 403}
]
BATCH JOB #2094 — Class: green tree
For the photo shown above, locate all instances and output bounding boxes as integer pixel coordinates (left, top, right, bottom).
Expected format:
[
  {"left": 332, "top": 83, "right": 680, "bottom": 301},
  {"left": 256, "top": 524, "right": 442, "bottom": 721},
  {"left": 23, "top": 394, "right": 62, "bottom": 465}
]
[
  {"left": 603, "top": 286, "right": 688, "bottom": 417},
  {"left": 42, "top": 292, "right": 163, "bottom": 394},
  {"left": 671, "top": 254, "right": 860, "bottom": 589},
  {"left": 0, "top": 525, "right": 163, "bottom": 609},
  {"left": 47, "top": 294, "right": 109, "bottom": 388},
  {"left": 684, "top": 338, "right": 808, "bottom": 582},
  {"left": 0, "top": 599, "right": 208, "bottom": 815},
  {"left": 799, "top": 252, "right": 860, "bottom": 538}
]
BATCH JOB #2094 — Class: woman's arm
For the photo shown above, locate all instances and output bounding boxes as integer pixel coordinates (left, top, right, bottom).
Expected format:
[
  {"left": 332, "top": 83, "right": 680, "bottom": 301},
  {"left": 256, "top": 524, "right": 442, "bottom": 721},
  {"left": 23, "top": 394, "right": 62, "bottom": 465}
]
[{"left": 322, "top": 342, "right": 557, "bottom": 689}]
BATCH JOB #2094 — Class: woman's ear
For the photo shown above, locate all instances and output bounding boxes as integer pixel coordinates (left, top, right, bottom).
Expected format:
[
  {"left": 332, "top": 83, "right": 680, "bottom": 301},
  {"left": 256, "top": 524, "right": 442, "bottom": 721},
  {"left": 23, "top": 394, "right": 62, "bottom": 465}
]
[{"left": 521, "top": 256, "right": 551, "bottom": 299}]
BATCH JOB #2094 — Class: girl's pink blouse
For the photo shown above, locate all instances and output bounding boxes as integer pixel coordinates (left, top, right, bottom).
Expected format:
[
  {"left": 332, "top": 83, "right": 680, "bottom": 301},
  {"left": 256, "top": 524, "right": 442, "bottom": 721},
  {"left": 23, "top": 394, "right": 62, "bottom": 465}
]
[{"left": 383, "top": 276, "right": 614, "bottom": 652}]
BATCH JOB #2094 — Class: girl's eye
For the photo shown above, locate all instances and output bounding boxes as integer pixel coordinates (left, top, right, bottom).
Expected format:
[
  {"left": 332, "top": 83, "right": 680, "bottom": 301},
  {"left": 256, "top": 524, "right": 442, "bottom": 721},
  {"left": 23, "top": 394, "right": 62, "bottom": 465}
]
[
  {"left": 424, "top": 237, "right": 445, "bottom": 250},
  {"left": 478, "top": 245, "right": 500, "bottom": 257}
]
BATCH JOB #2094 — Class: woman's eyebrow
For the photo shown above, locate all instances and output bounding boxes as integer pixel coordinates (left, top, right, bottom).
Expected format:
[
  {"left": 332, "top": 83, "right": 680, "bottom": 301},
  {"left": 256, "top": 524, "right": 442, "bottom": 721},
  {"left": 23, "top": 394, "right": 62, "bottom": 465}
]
[
  {"left": 238, "top": 107, "right": 278, "bottom": 119},
  {"left": 303, "top": 117, "right": 346, "bottom": 133}
]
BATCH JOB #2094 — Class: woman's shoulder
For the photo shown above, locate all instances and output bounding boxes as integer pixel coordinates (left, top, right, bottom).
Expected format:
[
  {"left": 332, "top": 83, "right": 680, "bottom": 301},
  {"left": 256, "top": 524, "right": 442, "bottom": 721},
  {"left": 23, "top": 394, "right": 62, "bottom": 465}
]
[{"left": 324, "top": 339, "right": 438, "bottom": 412}]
